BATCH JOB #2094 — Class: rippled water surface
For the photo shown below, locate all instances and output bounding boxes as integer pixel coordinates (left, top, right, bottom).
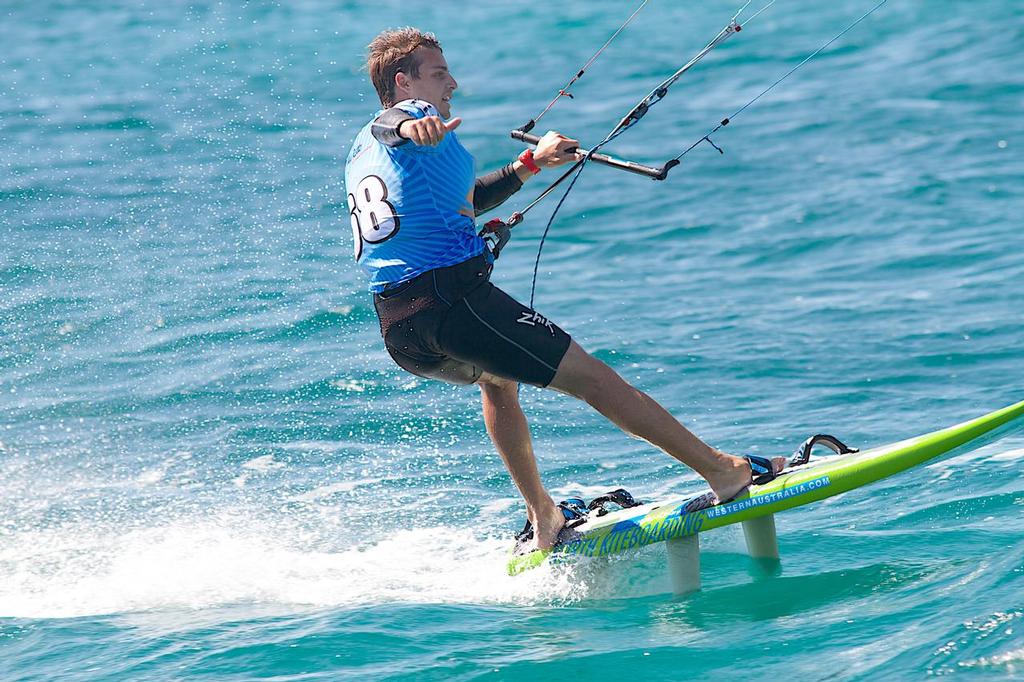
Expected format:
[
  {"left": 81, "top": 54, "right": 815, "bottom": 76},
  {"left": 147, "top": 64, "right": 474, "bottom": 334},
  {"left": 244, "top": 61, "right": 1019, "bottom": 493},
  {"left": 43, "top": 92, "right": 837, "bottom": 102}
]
[{"left": 2, "top": 1, "right": 1023, "bottom": 679}]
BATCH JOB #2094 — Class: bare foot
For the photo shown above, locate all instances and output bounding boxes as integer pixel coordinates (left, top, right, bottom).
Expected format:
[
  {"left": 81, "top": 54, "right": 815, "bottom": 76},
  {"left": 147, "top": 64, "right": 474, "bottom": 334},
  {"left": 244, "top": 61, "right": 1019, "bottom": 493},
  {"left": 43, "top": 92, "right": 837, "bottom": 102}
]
[
  {"left": 705, "top": 451, "right": 787, "bottom": 505},
  {"left": 528, "top": 500, "right": 567, "bottom": 551}
]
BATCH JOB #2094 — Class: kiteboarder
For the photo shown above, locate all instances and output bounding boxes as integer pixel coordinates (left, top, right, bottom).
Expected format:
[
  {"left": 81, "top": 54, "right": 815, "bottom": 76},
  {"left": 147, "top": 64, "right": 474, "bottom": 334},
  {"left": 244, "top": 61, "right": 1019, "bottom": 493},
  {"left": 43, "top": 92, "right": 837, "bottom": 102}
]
[{"left": 345, "top": 28, "right": 784, "bottom": 550}]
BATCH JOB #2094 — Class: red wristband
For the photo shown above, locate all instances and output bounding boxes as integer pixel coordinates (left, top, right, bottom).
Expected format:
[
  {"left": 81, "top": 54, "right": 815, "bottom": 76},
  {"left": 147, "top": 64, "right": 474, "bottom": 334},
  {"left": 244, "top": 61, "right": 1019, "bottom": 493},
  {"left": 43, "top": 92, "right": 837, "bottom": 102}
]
[{"left": 518, "top": 148, "right": 541, "bottom": 175}]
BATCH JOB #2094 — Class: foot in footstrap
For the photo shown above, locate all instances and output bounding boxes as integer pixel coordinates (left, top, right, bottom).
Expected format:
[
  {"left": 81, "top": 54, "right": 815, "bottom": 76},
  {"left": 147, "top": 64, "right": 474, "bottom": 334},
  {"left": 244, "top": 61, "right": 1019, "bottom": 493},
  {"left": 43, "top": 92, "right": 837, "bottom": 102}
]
[
  {"left": 514, "top": 498, "right": 588, "bottom": 552},
  {"left": 683, "top": 454, "right": 782, "bottom": 513},
  {"left": 683, "top": 436, "right": 860, "bottom": 513},
  {"left": 747, "top": 454, "right": 782, "bottom": 486}
]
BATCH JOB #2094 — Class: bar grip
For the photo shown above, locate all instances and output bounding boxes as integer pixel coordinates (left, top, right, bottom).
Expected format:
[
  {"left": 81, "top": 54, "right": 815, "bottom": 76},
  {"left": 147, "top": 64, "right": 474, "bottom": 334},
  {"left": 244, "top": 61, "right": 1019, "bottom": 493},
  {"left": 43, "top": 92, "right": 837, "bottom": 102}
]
[{"left": 511, "top": 130, "right": 544, "bottom": 146}]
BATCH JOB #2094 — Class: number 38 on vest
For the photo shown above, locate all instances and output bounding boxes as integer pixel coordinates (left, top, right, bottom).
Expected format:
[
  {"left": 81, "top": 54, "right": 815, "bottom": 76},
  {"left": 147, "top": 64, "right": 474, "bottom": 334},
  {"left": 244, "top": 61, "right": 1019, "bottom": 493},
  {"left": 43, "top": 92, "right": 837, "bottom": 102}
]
[{"left": 347, "top": 174, "right": 400, "bottom": 261}]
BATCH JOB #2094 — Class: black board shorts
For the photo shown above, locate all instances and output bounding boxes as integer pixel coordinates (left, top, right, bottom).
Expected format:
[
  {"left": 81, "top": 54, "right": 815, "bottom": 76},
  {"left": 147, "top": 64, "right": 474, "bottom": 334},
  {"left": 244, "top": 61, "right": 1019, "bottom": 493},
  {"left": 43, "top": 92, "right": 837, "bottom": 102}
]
[{"left": 373, "top": 253, "right": 572, "bottom": 387}]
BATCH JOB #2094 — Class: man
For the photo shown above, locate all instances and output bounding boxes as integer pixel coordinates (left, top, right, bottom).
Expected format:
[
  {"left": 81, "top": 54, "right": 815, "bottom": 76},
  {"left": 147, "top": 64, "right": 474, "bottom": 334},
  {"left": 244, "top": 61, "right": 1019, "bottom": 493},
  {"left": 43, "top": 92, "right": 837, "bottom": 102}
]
[{"left": 345, "top": 28, "right": 784, "bottom": 552}]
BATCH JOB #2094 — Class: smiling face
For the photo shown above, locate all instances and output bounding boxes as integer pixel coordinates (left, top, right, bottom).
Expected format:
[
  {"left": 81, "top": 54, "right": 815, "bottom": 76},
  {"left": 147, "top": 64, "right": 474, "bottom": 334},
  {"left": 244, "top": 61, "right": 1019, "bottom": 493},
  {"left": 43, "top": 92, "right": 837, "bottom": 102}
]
[{"left": 394, "top": 47, "right": 457, "bottom": 118}]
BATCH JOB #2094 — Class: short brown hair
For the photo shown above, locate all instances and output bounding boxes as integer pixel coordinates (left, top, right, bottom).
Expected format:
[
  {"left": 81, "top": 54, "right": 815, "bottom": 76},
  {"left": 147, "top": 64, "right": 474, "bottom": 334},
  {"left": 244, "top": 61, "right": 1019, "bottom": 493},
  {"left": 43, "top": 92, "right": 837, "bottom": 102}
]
[{"left": 367, "top": 28, "right": 442, "bottom": 108}]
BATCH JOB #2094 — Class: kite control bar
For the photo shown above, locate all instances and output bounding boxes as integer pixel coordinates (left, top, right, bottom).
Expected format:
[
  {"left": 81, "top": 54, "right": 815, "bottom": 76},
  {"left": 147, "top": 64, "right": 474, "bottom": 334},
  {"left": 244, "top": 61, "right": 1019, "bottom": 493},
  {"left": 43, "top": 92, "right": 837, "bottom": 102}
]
[{"left": 511, "top": 130, "right": 677, "bottom": 181}]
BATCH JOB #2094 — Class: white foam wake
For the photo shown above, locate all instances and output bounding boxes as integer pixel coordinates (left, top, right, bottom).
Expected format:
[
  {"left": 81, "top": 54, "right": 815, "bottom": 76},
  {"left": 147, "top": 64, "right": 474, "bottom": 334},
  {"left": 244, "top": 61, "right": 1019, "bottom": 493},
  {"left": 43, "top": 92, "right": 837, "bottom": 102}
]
[{"left": 0, "top": 513, "right": 593, "bottom": 619}]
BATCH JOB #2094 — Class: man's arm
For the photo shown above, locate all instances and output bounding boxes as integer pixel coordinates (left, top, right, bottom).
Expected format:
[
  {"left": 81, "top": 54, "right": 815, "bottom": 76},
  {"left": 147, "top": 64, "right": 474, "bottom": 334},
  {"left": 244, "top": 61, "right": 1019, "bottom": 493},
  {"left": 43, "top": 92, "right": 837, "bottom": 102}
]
[
  {"left": 474, "top": 163, "right": 524, "bottom": 214},
  {"left": 373, "top": 107, "right": 462, "bottom": 148},
  {"left": 475, "top": 134, "right": 582, "bottom": 214},
  {"left": 371, "top": 110, "right": 581, "bottom": 211}
]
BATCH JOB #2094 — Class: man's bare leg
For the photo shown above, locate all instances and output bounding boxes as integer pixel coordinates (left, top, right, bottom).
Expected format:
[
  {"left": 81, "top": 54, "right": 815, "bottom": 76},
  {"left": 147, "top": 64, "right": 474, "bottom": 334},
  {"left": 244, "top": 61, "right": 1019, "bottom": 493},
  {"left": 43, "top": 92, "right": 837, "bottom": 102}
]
[
  {"left": 548, "top": 341, "right": 784, "bottom": 510},
  {"left": 477, "top": 372, "right": 564, "bottom": 551},
  {"left": 478, "top": 343, "right": 783, "bottom": 551}
]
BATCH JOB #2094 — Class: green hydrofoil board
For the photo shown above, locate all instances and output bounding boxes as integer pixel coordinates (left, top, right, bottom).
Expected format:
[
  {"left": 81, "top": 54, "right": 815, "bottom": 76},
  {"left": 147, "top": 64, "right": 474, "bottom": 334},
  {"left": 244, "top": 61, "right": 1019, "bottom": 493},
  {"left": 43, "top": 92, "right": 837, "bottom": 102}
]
[{"left": 508, "top": 399, "right": 1024, "bottom": 575}]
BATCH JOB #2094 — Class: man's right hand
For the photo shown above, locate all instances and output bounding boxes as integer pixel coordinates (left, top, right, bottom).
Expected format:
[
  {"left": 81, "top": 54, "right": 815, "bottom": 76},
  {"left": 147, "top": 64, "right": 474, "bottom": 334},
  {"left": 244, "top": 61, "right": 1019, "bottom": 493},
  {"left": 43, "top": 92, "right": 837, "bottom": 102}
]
[
  {"left": 532, "top": 130, "right": 584, "bottom": 168},
  {"left": 398, "top": 116, "right": 462, "bottom": 146}
]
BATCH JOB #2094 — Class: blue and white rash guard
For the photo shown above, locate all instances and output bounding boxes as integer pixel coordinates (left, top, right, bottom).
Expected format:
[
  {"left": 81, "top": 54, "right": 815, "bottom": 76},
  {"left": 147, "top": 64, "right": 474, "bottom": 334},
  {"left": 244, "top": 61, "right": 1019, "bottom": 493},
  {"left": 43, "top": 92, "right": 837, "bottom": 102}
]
[{"left": 344, "top": 99, "right": 488, "bottom": 293}]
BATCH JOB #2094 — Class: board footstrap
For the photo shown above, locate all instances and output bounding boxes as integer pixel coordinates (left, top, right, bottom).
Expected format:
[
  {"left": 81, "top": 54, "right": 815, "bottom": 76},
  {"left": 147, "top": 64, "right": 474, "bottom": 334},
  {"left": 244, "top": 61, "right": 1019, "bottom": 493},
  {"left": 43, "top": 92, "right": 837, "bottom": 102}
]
[
  {"left": 587, "top": 488, "right": 642, "bottom": 516},
  {"left": 514, "top": 488, "right": 642, "bottom": 545},
  {"left": 790, "top": 434, "right": 859, "bottom": 468}
]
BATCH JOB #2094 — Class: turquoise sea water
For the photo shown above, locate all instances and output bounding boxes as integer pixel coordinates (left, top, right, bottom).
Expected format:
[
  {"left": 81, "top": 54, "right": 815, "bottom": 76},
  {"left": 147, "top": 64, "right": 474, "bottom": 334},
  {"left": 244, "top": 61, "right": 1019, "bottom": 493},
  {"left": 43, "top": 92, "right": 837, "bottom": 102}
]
[{"left": 2, "top": 0, "right": 1023, "bottom": 679}]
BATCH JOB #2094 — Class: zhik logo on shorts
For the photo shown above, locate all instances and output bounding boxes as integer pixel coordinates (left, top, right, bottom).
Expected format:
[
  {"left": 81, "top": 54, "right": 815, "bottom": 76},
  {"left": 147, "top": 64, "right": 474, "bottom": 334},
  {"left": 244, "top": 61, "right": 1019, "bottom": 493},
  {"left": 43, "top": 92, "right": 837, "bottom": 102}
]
[{"left": 517, "top": 310, "right": 555, "bottom": 335}]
